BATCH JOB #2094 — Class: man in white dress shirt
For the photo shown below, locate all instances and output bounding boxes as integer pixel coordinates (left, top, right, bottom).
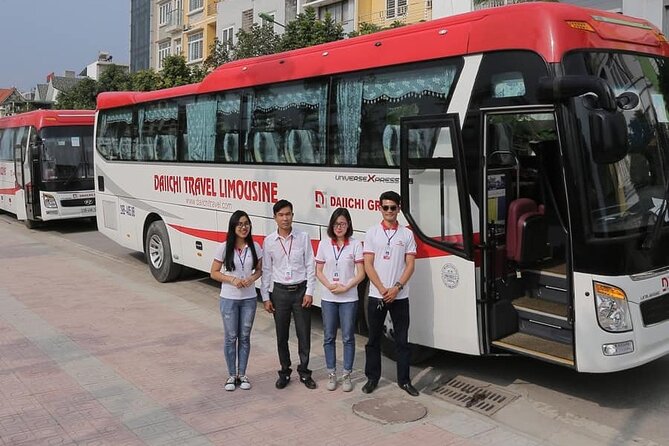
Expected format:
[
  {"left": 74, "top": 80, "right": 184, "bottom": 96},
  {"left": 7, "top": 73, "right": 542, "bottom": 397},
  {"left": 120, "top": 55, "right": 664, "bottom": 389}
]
[{"left": 261, "top": 199, "right": 317, "bottom": 389}]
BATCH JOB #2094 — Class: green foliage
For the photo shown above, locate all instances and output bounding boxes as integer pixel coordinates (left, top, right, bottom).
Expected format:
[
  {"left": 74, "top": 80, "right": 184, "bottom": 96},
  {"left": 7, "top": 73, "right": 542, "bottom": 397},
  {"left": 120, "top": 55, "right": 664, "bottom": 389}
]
[
  {"left": 348, "top": 22, "right": 383, "bottom": 37},
  {"left": 190, "top": 64, "right": 208, "bottom": 83},
  {"left": 234, "top": 23, "right": 282, "bottom": 59},
  {"left": 55, "top": 78, "right": 97, "bottom": 110},
  {"left": 97, "top": 64, "right": 131, "bottom": 92},
  {"left": 160, "top": 55, "right": 193, "bottom": 88},
  {"left": 280, "top": 7, "right": 344, "bottom": 51},
  {"left": 204, "top": 38, "right": 233, "bottom": 71},
  {"left": 129, "top": 69, "right": 162, "bottom": 91}
]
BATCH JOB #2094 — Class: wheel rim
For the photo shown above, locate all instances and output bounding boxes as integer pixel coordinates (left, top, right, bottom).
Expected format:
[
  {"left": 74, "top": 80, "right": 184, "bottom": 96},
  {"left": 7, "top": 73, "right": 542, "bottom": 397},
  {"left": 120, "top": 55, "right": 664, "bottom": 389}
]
[{"left": 148, "top": 234, "right": 164, "bottom": 269}]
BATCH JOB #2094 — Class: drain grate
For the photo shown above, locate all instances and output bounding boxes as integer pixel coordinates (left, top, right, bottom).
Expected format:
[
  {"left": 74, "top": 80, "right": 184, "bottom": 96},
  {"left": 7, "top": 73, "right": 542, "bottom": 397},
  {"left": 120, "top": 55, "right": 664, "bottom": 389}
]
[{"left": 432, "top": 376, "right": 519, "bottom": 416}]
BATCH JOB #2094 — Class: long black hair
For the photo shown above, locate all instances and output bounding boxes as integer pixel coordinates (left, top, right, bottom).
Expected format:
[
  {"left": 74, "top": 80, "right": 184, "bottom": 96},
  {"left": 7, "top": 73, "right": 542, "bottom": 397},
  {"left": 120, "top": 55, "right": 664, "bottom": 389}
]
[{"left": 224, "top": 210, "right": 259, "bottom": 272}]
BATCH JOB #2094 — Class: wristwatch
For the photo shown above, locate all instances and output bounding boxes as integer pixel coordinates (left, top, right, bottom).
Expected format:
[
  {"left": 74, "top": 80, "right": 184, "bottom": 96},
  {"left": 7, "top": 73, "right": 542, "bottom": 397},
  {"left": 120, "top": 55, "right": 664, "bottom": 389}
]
[{"left": 394, "top": 281, "right": 404, "bottom": 291}]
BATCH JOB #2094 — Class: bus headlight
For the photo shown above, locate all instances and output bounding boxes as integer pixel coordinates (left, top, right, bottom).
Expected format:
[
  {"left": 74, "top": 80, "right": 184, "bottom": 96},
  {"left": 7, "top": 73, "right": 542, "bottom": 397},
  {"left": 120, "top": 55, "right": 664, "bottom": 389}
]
[
  {"left": 594, "top": 282, "right": 632, "bottom": 332},
  {"left": 42, "top": 194, "right": 58, "bottom": 209}
]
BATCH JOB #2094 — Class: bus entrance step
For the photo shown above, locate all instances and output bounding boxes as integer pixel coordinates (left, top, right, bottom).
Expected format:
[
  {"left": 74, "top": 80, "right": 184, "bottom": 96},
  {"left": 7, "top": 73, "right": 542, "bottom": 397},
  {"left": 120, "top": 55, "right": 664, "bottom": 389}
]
[
  {"left": 492, "top": 332, "right": 574, "bottom": 367},
  {"left": 512, "top": 296, "right": 572, "bottom": 343}
]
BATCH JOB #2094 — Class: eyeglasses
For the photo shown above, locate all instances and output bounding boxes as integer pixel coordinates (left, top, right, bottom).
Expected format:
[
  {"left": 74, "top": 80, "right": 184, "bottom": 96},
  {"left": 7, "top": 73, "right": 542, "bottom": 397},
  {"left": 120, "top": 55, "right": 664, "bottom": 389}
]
[
  {"left": 334, "top": 222, "right": 349, "bottom": 228},
  {"left": 236, "top": 222, "right": 251, "bottom": 228},
  {"left": 381, "top": 205, "right": 398, "bottom": 212}
]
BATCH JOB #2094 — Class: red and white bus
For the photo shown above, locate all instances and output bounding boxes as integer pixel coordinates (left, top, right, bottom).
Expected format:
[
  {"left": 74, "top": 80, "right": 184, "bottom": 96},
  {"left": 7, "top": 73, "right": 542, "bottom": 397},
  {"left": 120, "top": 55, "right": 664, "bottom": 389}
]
[
  {"left": 95, "top": 3, "right": 669, "bottom": 372},
  {"left": 0, "top": 110, "right": 96, "bottom": 227}
]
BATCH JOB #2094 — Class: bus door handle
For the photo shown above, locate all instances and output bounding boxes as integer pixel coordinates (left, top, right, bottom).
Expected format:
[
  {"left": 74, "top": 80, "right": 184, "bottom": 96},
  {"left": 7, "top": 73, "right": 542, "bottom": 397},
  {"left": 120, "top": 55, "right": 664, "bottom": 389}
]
[{"left": 97, "top": 176, "right": 105, "bottom": 192}]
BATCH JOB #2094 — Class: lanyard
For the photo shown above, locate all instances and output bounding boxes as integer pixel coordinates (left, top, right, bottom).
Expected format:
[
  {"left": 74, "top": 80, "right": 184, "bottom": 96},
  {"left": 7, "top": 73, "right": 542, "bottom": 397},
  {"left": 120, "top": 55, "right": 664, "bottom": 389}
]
[
  {"left": 332, "top": 243, "right": 345, "bottom": 267},
  {"left": 278, "top": 236, "right": 293, "bottom": 260},
  {"left": 383, "top": 227, "right": 398, "bottom": 246},
  {"left": 236, "top": 246, "right": 248, "bottom": 271}
]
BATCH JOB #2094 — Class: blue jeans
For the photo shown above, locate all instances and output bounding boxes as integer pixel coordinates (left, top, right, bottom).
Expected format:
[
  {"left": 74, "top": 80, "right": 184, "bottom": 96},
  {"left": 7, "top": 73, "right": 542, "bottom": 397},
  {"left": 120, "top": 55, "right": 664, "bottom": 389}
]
[
  {"left": 321, "top": 300, "right": 358, "bottom": 374},
  {"left": 220, "top": 297, "right": 257, "bottom": 376}
]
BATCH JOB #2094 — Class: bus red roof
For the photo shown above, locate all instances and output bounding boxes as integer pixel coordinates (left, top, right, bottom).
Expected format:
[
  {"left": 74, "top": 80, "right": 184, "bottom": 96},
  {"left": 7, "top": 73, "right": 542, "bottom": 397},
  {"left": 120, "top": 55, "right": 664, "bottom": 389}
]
[
  {"left": 0, "top": 109, "right": 95, "bottom": 130},
  {"left": 97, "top": 2, "right": 669, "bottom": 110}
]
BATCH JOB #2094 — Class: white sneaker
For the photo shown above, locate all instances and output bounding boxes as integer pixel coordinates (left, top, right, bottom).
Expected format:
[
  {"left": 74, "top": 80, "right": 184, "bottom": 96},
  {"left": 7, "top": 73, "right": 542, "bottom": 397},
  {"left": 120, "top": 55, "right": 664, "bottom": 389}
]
[
  {"left": 327, "top": 372, "right": 337, "bottom": 391},
  {"left": 239, "top": 375, "right": 252, "bottom": 390},
  {"left": 224, "top": 376, "right": 236, "bottom": 391},
  {"left": 342, "top": 374, "right": 352, "bottom": 392}
]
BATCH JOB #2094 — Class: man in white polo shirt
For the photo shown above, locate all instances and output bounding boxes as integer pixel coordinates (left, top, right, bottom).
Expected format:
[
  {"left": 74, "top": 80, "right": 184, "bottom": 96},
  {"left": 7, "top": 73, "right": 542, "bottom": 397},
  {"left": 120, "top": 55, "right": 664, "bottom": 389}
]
[
  {"left": 362, "top": 190, "right": 418, "bottom": 396},
  {"left": 261, "top": 199, "right": 317, "bottom": 390}
]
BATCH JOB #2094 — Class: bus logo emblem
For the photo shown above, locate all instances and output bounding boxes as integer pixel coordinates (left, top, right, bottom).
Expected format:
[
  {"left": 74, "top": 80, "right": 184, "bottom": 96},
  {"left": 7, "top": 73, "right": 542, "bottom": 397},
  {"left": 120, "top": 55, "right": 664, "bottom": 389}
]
[{"left": 315, "top": 190, "right": 326, "bottom": 209}]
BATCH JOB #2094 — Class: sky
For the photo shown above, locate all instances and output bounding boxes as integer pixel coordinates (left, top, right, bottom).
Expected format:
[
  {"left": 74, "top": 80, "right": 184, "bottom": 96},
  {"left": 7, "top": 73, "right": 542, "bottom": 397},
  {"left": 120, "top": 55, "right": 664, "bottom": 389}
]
[{"left": 0, "top": 0, "right": 130, "bottom": 93}]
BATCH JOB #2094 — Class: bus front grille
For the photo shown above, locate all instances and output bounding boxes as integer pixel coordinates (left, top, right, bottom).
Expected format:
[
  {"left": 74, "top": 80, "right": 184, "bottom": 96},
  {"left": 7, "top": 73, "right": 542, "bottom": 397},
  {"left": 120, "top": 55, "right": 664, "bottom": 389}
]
[
  {"left": 61, "top": 198, "right": 96, "bottom": 207},
  {"left": 640, "top": 293, "right": 669, "bottom": 326}
]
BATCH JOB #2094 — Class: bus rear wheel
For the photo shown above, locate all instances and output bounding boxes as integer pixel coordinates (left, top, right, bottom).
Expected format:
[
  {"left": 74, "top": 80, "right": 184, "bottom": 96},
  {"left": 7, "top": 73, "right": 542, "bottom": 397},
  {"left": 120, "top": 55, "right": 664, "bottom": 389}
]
[{"left": 145, "top": 220, "right": 182, "bottom": 282}]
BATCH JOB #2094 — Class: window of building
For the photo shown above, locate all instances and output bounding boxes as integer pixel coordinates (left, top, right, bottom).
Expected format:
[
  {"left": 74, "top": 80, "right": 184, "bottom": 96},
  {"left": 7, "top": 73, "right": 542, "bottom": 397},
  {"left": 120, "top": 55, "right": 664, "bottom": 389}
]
[
  {"left": 158, "top": 40, "right": 171, "bottom": 68},
  {"left": 159, "top": 1, "right": 171, "bottom": 26},
  {"left": 221, "top": 26, "right": 234, "bottom": 50},
  {"left": 386, "top": 0, "right": 407, "bottom": 19},
  {"left": 189, "top": 0, "right": 203, "bottom": 12},
  {"left": 242, "top": 9, "right": 254, "bottom": 31},
  {"left": 319, "top": 2, "right": 346, "bottom": 24},
  {"left": 170, "top": 0, "right": 183, "bottom": 25},
  {"left": 174, "top": 38, "right": 182, "bottom": 56},
  {"left": 188, "top": 31, "right": 204, "bottom": 62}
]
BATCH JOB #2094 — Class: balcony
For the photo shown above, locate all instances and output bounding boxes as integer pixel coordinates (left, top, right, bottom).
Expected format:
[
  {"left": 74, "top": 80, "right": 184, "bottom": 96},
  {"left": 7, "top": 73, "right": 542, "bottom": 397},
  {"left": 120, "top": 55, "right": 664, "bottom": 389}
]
[
  {"left": 473, "top": 0, "right": 535, "bottom": 11},
  {"left": 358, "top": 0, "right": 431, "bottom": 26},
  {"left": 164, "top": 8, "right": 184, "bottom": 34},
  {"left": 207, "top": 0, "right": 220, "bottom": 16}
]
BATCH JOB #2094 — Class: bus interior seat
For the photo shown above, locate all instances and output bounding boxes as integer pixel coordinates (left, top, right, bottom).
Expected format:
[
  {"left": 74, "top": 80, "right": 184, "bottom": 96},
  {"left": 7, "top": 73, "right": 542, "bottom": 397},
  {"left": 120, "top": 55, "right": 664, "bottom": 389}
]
[
  {"left": 506, "top": 198, "right": 548, "bottom": 265},
  {"left": 223, "top": 133, "right": 238, "bottom": 162},
  {"left": 383, "top": 124, "right": 400, "bottom": 166},
  {"left": 492, "top": 122, "right": 513, "bottom": 151},
  {"left": 155, "top": 135, "right": 176, "bottom": 161},
  {"left": 286, "top": 129, "right": 317, "bottom": 164},
  {"left": 253, "top": 131, "right": 280, "bottom": 163},
  {"left": 118, "top": 137, "right": 133, "bottom": 160}
]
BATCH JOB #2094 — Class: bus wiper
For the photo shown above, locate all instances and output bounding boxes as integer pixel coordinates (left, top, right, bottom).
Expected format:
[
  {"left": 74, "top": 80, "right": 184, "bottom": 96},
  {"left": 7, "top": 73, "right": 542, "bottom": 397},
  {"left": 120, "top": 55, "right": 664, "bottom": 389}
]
[
  {"left": 642, "top": 178, "right": 669, "bottom": 250},
  {"left": 63, "top": 161, "right": 85, "bottom": 187}
]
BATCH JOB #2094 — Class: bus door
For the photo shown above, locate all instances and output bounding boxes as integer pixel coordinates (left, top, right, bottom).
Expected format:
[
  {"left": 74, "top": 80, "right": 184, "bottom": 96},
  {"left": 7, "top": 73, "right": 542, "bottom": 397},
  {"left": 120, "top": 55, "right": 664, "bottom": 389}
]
[
  {"left": 399, "top": 115, "right": 479, "bottom": 355},
  {"left": 482, "top": 110, "right": 574, "bottom": 367},
  {"left": 13, "top": 126, "right": 29, "bottom": 221}
]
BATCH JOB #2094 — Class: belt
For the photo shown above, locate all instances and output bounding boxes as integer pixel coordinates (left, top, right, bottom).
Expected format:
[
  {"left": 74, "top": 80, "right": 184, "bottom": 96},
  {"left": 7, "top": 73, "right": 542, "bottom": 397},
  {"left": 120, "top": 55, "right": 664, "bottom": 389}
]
[{"left": 274, "top": 281, "right": 306, "bottom": 292}]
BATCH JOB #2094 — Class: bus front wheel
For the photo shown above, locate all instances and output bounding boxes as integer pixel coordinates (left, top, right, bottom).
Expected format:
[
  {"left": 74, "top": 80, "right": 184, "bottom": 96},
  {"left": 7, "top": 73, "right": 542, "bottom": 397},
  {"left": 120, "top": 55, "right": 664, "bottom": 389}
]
[{"left": 145, "top": 220, "right": 182, "bottom": 282}]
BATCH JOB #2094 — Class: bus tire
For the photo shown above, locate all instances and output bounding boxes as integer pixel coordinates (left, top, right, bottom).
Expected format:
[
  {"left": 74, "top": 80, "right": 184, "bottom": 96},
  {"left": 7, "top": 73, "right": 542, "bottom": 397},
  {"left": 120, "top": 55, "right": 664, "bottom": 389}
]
[
  {"left": 145, "top": 220, "right": 182, "bottom": 283},
  {"left": 24, "top": 218, "right": 39, "bottom": 229},
  {"left": 363, "top": 292, "right": 436, "bottom": 365}
]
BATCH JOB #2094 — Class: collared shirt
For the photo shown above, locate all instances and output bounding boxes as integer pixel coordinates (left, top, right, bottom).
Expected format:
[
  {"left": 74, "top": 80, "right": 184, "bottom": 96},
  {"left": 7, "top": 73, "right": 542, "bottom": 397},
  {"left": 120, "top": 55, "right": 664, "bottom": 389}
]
[
  {"left": 315, "top": 237, "right": 363, "bottom": 303},
  {"left": 214, "top": 241, "right": 263, "bottom": 300},
  {"left": 363, "top": 221, "right": 416, "bottom": 300},
  {"left": 260, "top": 228, "right": 316, "bottom": 301}
]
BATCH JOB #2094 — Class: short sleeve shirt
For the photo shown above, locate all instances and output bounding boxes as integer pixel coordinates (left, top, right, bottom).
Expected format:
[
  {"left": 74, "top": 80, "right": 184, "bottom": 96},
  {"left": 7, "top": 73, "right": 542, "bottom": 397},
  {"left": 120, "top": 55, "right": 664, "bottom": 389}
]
[
  {"left": 363, "top": 222, "right": 416, "bottom": 300},
  {"left": 214, "top": 241, "right": 263, "bottom": 299},
  {"left": 315, "top": 237, "right": 363, "bottom": 303}
]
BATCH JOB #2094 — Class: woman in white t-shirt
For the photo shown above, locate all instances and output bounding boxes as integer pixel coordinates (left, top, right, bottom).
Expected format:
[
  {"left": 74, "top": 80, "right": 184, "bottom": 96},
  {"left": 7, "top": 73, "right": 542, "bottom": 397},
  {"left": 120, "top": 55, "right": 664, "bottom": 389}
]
[
  {"left": 210, "top": 210, "right": 263, "bottom": 391},
  {"left": 315, "top": 207, "right": 365, "bottom": 392}
]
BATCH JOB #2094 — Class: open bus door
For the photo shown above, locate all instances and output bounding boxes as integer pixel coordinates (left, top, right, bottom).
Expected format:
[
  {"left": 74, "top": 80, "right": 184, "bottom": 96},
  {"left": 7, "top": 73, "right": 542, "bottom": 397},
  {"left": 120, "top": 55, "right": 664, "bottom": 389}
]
[
  {"left": 22, "top": 131, "right": 40, "bottom": 225},
  {"left": 399, "top": 115, "right": 481, "bottom": 356}
]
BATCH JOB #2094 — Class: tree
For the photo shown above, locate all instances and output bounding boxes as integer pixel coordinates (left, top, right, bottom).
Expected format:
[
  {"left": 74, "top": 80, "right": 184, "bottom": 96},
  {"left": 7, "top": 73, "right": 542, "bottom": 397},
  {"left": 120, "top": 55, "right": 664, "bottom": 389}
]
[
  {"left": 281, "top": 7, "right": 344, "bottom": 52},
  {"left": 97, "top": 64, "right": 131, "bottom": 93},
  {"left": 204, "top": 38, "right": 233, "bottom": 71},
  {"left": 233, "top": 23, "right": 282, "bottom": 60},
  {"left": 190, "top": 64, "right": 208, "bottom": 83},
  {"left": 160, "top": 55, "right": 193, "bottom": 88},
  {"left": 55, "top": 78, "right": 98, "bottom": 110},
  {"left": 348, "top": 22, "right": 384, "bottom": 37},
  {"left": 129, "top": 69, "right": 162, "bottom": 91}
]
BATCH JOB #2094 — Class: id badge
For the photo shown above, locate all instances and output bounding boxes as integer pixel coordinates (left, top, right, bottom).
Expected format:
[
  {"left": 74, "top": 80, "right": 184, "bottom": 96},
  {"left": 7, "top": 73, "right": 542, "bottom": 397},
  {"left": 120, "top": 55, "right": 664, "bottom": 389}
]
[
  {"left": 332, "top": 271, "right": 340, "bottom": 282},
  {"left": 383, "top": 247, "right": 392, "bottom": 260},
  {"left": 284, "top": 269, "right": 293, "bottom": 281}
]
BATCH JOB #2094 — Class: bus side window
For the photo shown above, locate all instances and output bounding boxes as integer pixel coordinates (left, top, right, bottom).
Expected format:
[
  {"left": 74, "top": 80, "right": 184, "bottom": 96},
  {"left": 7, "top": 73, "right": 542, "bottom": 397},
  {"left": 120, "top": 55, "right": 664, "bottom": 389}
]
[{"left": 215, "top": 93, "right": 241, "bottom": 163}]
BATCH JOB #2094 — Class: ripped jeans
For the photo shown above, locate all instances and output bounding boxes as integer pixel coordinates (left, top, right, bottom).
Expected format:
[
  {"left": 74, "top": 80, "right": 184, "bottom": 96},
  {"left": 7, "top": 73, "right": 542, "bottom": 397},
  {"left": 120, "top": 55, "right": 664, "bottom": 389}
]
[{"left": 220, "top": 297, "right": 257, "bottom": 376}]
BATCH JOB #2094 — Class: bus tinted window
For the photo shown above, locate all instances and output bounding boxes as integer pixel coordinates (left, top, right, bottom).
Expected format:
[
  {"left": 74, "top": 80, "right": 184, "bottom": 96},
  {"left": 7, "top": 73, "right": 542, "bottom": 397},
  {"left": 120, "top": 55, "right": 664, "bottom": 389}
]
[
  {"left": 246, "top": 80, "right": 327, "bottom": 164},
  {"left": 0, "top": 128, "right": 15, "bottom": 161},
  {"left": 139, "top": 102, "right": 178, "bottom": 161},
  {"left": 97, "top": 109, "right": 134, "bottom": 160},
  {"left": 214, "top": 93, "right": 242, "bottom": 162},
  {"left": 331, "top": 60, "right": 461, "bottom": 167}
]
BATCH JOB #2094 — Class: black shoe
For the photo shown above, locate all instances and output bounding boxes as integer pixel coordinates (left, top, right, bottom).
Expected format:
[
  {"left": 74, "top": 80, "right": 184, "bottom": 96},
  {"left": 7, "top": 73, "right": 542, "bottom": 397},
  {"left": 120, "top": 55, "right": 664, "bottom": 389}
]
[
  {"left": 361, "top": 380, "right": 378, "bottom": 394},
  {"left": 300, "top": 376, "right": 317, "bottom": 389},
  {"left": 399, "top": 382, "right": 419, "bottom": 397},
  {"left": 275, "top": 375, "right": 290, "bottom": 389}
]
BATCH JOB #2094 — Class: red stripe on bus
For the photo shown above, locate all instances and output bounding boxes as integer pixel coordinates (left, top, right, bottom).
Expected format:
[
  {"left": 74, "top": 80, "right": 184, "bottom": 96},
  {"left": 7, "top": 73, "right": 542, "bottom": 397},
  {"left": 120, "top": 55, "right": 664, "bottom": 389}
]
[{"left": 0, "top": 186, "right": 20, "bottom": 195}]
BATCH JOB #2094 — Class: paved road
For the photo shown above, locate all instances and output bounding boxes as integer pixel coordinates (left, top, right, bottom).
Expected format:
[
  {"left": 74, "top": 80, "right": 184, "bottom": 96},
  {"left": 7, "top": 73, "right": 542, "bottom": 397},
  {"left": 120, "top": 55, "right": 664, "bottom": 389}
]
[{"left": 2, "top": 214, "right": 668, "bottom": 445}]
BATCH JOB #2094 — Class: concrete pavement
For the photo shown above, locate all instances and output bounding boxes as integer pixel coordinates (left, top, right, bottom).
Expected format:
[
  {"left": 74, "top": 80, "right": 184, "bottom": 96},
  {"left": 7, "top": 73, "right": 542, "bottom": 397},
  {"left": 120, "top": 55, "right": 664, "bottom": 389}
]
[{"left": 0, "top": 219, "right": 569, "bottom": 445}]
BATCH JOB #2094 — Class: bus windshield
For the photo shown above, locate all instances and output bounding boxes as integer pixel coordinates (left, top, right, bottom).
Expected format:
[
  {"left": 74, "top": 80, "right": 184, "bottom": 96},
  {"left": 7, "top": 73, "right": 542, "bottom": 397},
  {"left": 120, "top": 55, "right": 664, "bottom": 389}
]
[
  {"left": 564, "top": 52, "right": 669, "bottom": 237},
  {"left": 40, "top": 126, "right": 94, "bottom": 183}
]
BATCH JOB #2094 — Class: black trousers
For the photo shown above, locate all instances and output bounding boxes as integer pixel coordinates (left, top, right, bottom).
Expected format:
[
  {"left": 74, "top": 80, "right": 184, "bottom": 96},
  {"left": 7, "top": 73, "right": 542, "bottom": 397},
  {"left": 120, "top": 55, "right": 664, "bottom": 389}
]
[
  {"left": 364, "top": 297, "right": 410, "bottom": 385},
  {"left": 271, "top": 282, "right": 312, "bottom": 379}
]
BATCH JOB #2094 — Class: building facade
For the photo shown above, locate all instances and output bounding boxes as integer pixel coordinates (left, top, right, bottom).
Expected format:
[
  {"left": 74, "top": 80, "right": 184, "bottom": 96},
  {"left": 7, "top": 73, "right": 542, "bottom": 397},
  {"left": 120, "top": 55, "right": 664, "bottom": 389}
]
[{"left": 131, "top": 0, "right": 153, "bottom": 72}]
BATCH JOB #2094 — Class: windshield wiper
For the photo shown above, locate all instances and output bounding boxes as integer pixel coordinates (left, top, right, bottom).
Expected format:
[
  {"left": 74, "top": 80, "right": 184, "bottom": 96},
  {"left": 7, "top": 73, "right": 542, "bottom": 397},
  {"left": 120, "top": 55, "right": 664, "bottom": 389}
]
[
  {"left": 62, "top": 161, "right": 86, "bottom": 187},
  {"left": 642, "top": 179, "right": 669, "bottom": 250}
]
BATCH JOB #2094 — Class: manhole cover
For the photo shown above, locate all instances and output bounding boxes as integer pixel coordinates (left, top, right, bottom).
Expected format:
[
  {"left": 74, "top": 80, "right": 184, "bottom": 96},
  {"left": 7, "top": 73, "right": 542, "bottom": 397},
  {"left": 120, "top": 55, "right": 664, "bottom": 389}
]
[
  {"left": 353, "top": 397, "right": 427, "bottom": 424},
  {"left": 432, "top": 376, "right": 519, "bottom": 416}
]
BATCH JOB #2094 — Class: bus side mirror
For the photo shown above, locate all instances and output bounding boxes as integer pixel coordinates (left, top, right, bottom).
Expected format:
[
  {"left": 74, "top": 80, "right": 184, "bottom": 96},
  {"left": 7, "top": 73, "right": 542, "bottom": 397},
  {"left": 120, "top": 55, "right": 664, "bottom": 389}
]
[
  {"left": 589, "top": 109, "right": 628, "bottom": 164},
  {"left": 538, "top": 76, "right": 616, "bottom": 111}
]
